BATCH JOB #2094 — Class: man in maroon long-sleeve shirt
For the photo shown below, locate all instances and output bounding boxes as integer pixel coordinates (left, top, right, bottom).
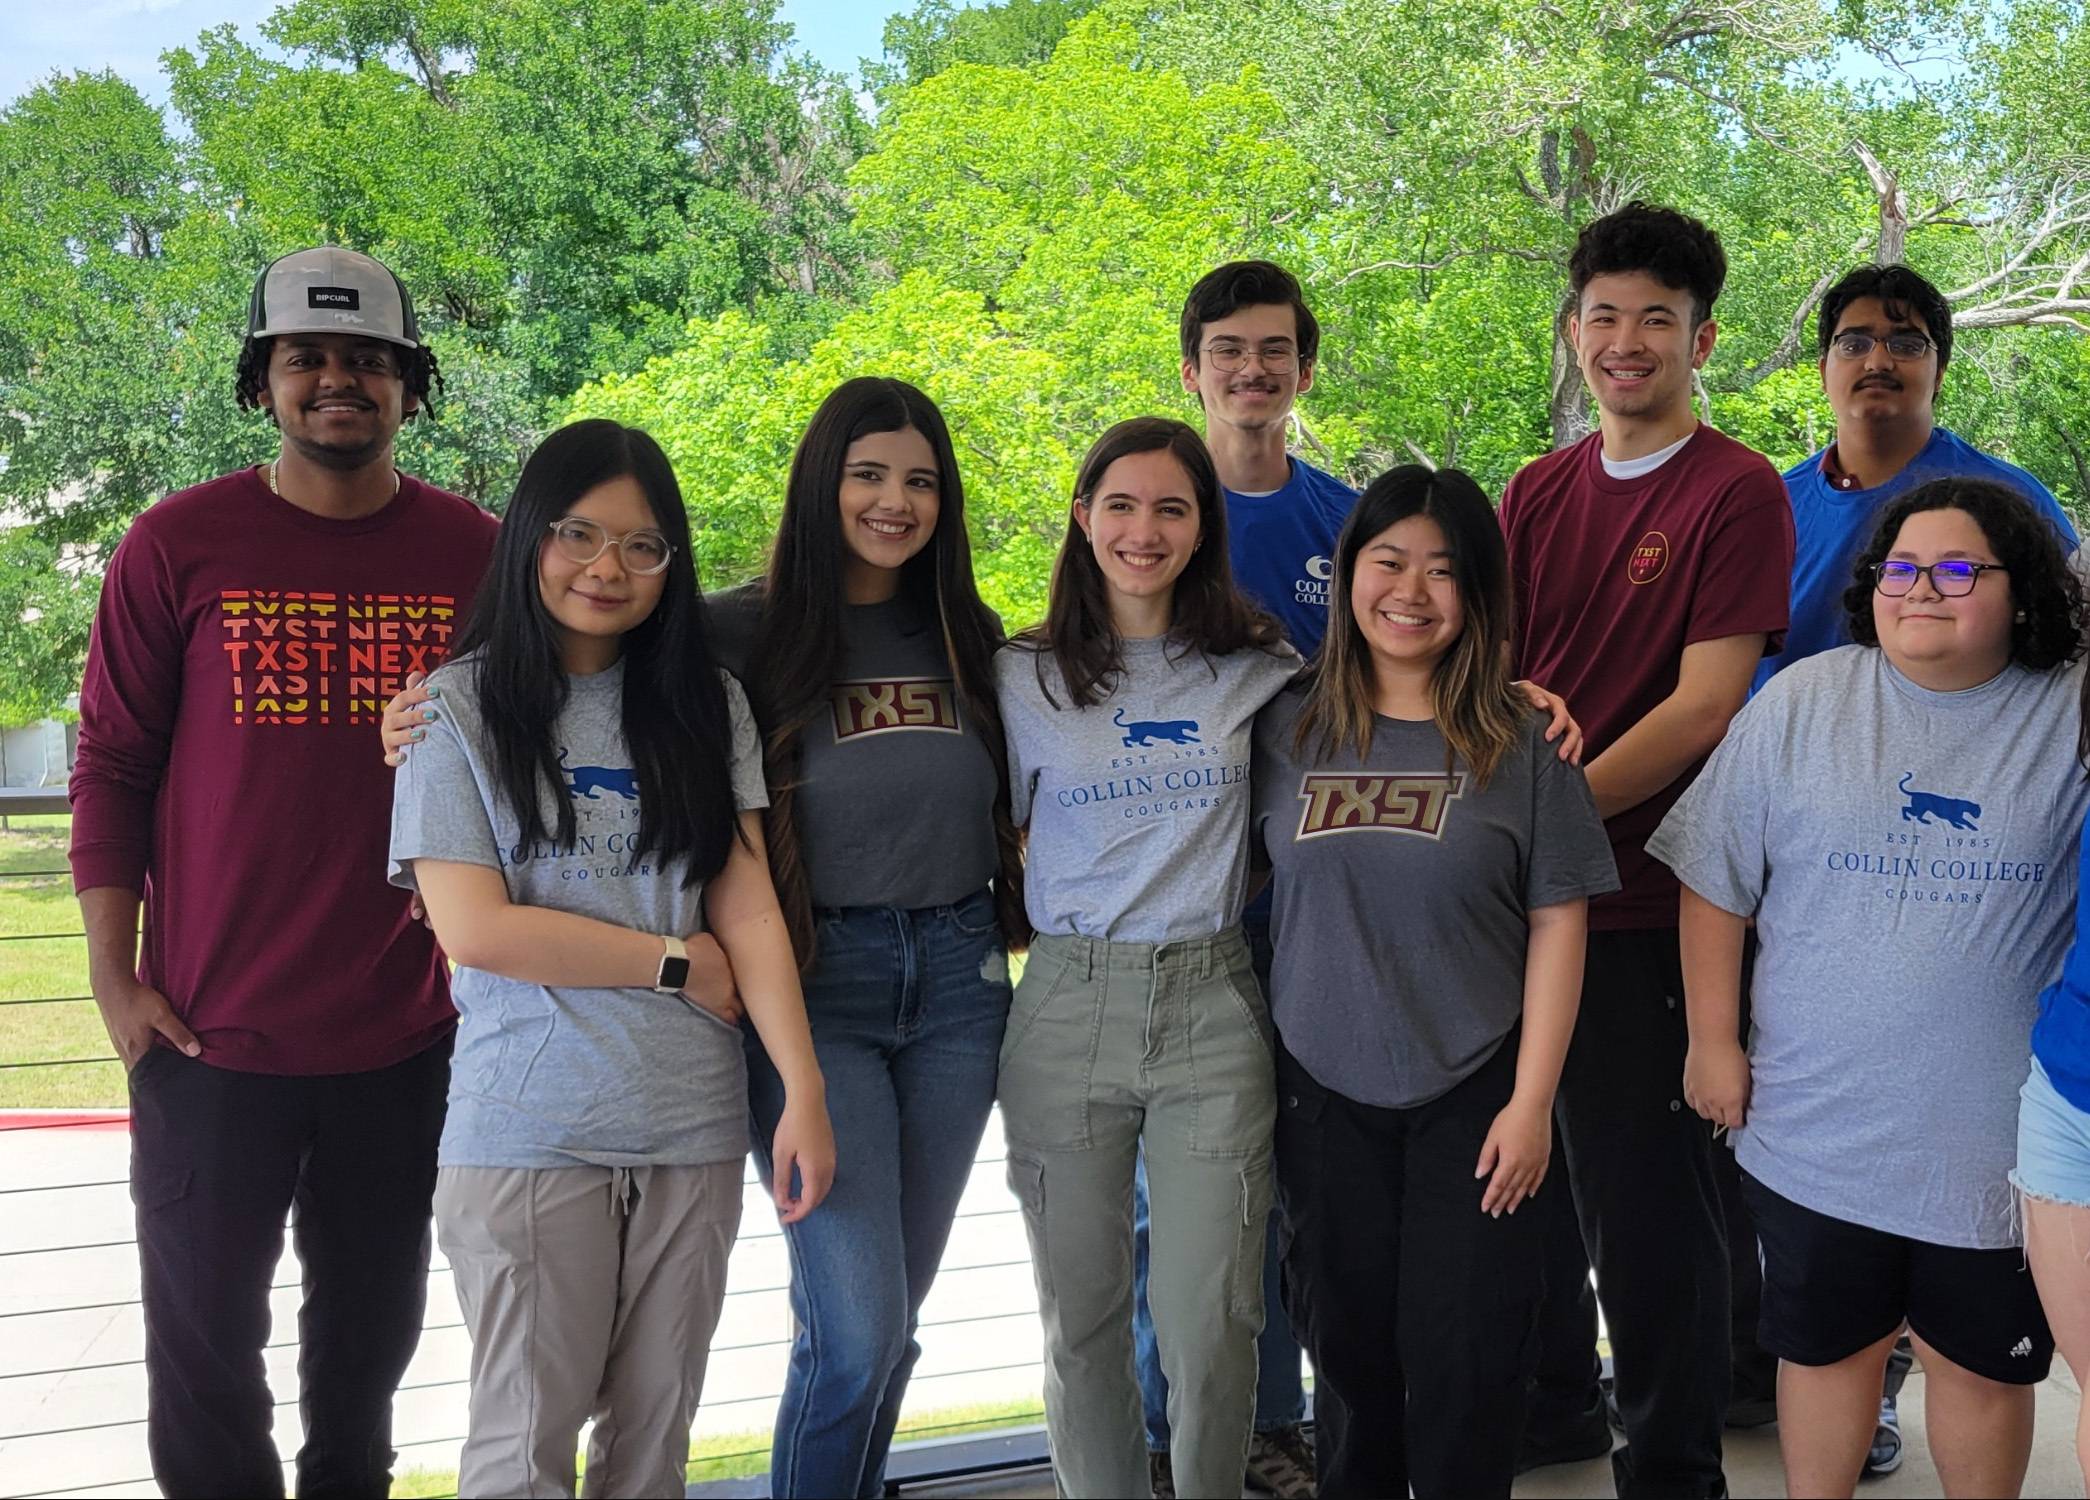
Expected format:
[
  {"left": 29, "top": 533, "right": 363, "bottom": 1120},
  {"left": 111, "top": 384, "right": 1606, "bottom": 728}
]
[{"left": 69, "top": 247, "right": 496, "bottom": 1498}]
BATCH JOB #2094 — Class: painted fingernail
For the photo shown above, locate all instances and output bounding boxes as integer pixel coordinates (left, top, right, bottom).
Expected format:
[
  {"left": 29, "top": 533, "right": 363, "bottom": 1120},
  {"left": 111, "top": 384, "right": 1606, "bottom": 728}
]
[
  {"left": 412, "top": 728, "right": 426, "bottom": 741},
  {"left": 426, "top": 685, "right": 440, "bottom": 698},
  {"left": 421, "top": 708, "right": 437, "bottom": 721}
]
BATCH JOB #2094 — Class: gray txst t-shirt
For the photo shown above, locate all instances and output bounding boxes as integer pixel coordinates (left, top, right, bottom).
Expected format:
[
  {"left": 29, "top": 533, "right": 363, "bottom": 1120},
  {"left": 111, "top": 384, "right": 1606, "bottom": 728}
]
[
  {"left": 1650, "top": 646, "right": 2089, "bottom": 1248},
  {"left": 389, "top": 655, "right": 768, "bottom": 1169},
  {"left": 1253, "top": 689, "right": 1617, "bottom": 1109},
  {"left": 709, "top": 585, "right": 1000, "bottom": 909},
  {"left": 998, "top": 634, "right": 1300, "bottom": 942}
]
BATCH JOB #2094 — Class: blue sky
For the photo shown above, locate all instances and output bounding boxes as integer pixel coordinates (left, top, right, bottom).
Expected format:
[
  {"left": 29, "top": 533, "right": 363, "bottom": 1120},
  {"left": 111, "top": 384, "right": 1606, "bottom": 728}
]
[{"left": 0, "top": 0, "right": 889, "bottom": 109}]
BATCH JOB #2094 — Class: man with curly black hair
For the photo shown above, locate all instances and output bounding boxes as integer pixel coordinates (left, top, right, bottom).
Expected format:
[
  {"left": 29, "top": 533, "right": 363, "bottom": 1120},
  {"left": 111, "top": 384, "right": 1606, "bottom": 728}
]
[
  {"left": 1501, "top": 203, "right": 1795, "bottom": 1499},
  {"left": 69, "top": 247, "right": 495, "bottom": 1496}
]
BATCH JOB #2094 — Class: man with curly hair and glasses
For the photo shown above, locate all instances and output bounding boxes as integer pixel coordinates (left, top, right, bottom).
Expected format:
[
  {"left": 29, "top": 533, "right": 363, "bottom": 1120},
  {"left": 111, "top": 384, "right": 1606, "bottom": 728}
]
[{"left": 69, "top": 247, "right": 495, "bottom": 1497}]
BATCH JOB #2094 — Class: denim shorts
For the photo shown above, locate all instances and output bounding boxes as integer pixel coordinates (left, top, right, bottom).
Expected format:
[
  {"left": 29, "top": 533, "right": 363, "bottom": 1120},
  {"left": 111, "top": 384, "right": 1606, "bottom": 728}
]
[{"left": 2012, "top": 1057, "right": 2090, "bottom": 1208}]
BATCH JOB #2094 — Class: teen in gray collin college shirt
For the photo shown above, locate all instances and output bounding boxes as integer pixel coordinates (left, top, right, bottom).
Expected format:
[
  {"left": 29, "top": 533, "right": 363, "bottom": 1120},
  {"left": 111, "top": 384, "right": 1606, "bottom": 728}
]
[
  {"left": 1252, "top": 688, "right": 1617, "bottom": 1110},
  {"left": 1649, "top": 645, "right": 2090, "bottom": 1249},
  {"left": 997, "top": 634, "right": 1299, "bottom": 942},
  {"left": 389, "top": 655, "right": 769, "bottom": 1168},
  {"left": 709, "top": 584, "right": 999, "bottom": 909}
]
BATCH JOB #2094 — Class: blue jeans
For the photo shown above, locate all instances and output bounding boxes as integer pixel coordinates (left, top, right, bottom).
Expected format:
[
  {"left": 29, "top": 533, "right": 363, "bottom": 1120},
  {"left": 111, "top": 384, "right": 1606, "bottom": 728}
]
[
  {"left": 745, "top": 889, "right": 1011, "bottom": 1499},
  {"left": 1131, "top": 906, "right": 1306, "bottom": 1450}
]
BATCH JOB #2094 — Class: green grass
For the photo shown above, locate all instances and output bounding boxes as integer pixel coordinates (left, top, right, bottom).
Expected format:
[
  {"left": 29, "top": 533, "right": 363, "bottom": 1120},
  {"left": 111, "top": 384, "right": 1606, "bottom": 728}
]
[
  {"left": 388, "top": 1395, "right": 1047, "bottom": 1495},
  {"left": 0, "top": 814, "right": 118, "bottom": 1109}
]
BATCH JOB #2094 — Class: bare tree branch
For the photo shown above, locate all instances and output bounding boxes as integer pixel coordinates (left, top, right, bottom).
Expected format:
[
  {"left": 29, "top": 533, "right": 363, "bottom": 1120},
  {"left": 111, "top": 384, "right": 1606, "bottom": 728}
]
[{"left": 1336, "top": 245, "right": 1558, "bottom": 283}]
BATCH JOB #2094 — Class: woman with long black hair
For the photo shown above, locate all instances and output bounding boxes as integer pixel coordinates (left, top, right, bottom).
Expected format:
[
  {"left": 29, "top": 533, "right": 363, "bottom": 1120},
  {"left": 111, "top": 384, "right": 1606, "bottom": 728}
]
[
  {"left": 705, "top": 377, "right": 1029, "bottom": 1499},
  {"left": 387, "top": 419, "right": 833, "bottom": 1498}
]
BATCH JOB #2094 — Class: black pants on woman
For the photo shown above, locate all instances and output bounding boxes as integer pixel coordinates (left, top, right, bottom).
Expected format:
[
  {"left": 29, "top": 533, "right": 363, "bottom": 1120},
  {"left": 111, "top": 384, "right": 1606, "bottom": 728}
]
[{"left": 1275, "top": 1033, "right": 1542, "bottom": 1499}]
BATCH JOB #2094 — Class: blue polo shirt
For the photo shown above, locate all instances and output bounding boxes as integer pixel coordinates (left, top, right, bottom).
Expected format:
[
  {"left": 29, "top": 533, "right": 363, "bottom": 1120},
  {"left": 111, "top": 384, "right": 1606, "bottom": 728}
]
[
  {"left": 1225, "top": 457, "right": 1358, "bottom": 659},
  {"left": 1753, "top": 427, "right": 2077, "bottom": 691}
]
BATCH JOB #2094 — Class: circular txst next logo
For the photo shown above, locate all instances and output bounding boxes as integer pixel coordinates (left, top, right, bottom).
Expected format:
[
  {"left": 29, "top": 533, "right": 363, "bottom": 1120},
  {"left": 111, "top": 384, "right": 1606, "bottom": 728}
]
[{"left": 1628, "top": 531, "right": 1670, "bottom": 585}]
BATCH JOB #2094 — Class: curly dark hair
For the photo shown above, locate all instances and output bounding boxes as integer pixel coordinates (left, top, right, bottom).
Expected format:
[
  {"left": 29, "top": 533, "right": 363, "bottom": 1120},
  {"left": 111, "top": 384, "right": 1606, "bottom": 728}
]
[
  {"left": 1569, "top": 201, "right": 1727, "bottom": 326},
  {"left": 1840, "top": 478, "right": 2083, "bottom": 675},
  {"left": 233, "top": 335, "right": 443, "bottom": 420},
  {"left": 1817, "top": 263, "right": 1953, "bottom": 370}
]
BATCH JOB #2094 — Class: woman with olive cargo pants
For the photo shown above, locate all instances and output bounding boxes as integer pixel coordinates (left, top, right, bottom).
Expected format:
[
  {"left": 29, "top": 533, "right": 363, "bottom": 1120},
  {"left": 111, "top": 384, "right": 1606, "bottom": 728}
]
[
  {"left": 999, "top": 929, "right": 1278, "bottom": 1499},
  {"left": 990, "top": 417, "right": 1299, "bottom": 1500}
]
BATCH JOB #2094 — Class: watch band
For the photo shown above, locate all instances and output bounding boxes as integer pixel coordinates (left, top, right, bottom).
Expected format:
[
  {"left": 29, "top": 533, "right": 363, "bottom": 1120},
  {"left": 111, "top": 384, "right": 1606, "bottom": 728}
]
[{"left": 654, "top": 934, "right": 691, "bottom": 994}]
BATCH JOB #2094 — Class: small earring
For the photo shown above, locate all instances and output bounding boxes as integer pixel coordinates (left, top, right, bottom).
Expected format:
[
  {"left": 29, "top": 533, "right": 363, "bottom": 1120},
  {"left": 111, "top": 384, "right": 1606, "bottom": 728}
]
[{"left": 2016, "top": 610, "right": 2028, "bottom": 623}]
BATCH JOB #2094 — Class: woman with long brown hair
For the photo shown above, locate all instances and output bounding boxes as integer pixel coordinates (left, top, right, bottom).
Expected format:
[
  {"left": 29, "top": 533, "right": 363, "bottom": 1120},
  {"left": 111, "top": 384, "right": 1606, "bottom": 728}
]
[
  {"left": 993, "top": 415, "right": 1299, "bottom": 1499},
  {"left": 709, "top": 376, "right": 1028, "bottom": 1499},
  {"left": 1253, "top": 464, "right": 1613, "bottom": 1498}
]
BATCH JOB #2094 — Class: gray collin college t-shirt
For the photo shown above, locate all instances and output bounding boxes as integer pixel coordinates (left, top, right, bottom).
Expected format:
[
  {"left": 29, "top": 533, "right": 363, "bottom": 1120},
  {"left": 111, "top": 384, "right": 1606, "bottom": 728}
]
[
  {"left": 997, "top": 634, "right": 1301, "bottom": 942},
  {"left": 388, "top": 655, "right": 768, "bottom": 1169},
  {"left": 1649, "top": 646, "right": 2090, "bottom": 1248},
  {"left": 1252, "top": 689, "right": 1618, "bottom": 1109},
  {"left": 709, "top": 585, "right": 1000, "bottom": 910}
]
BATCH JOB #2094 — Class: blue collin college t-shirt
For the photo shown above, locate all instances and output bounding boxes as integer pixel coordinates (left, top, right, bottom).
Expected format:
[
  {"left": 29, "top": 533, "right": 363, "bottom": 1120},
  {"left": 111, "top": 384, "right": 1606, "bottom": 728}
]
[
  {"left": 1754, "top": 427, "right": 2077, "bottom": 691},
  {"left": 1226, "top": 457, "right": 1359, "bottom": 659}
]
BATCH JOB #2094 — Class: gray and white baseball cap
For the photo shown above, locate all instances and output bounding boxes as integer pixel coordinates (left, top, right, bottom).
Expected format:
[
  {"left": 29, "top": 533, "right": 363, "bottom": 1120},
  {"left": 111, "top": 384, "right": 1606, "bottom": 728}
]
[{"left": 247, "top": 247, "right": 421, "bottom": 350}]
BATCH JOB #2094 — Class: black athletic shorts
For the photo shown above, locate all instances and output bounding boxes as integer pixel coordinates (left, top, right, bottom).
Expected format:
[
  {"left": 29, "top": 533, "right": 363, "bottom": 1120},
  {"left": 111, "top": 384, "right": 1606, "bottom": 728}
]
[{"left": 1740, "top": 1169, "right": 2053, "bottom": 1385}]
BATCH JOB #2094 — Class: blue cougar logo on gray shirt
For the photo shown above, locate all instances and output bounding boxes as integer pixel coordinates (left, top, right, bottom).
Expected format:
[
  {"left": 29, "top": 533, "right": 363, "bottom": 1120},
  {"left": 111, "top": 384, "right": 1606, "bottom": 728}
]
[
  {"left": 559, "top": 748, "right": 639, "bottom": 801},
  {"left": 1113, "top": 707, "right": 1201, "bottom": 747},
  {"left": 1899, "top": 771, "right": 1980, "bottom": 830}
]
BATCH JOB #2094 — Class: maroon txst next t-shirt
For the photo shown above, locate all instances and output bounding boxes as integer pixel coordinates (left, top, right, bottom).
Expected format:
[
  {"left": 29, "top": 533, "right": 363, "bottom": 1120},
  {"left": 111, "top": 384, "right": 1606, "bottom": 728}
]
[
  {"left": 69, "top": 467, "right": 497, "bottom": 1074},
  {"left": 1500, "top": 426, "right": 1793, "bottom": 931}
]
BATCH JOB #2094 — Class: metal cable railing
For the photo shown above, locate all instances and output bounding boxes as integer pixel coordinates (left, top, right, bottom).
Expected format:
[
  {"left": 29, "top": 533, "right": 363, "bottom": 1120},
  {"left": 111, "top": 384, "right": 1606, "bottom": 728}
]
[{"left": 0, "top": 788, "right": 1049, "bottom": 1499}]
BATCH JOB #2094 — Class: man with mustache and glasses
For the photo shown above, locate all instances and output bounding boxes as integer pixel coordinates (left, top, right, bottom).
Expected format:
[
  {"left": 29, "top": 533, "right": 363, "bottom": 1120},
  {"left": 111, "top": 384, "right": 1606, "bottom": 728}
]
[
  {"left": 69, "top": 247, "right": 495, "bottom": 1498},
  {"left": 1757, "top": 264, "right": 2076, "bottom": 692},
  {"left": 1740, "top": 263, "right": 2076, "bottom": 1480}
]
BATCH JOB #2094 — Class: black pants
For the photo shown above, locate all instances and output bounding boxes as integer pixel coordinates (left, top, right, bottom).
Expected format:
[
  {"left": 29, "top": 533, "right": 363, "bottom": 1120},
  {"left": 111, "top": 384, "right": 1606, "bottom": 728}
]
[
  {"left": 1716, "top": 934, "right": 1776, "bottom": 1410},
  {"left": 1550, "top": 929, "right": 1730, "bottom": 1499},
  {"left": 128, "top": 1036, "right": 451, "bottom": 1499},
  {"left": 1275, "top": 1034, "right": 1541, "bottom": 1499}
]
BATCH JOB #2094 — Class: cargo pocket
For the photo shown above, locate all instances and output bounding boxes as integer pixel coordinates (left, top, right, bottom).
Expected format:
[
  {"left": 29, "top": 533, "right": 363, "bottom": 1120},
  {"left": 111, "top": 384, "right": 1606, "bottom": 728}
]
[
  {"left": 1005, "top": 1153, "right": 1055, "bottom": 1304},
  {"left": 1227, "top": 1151, "right": 1276, "bottom": 1321}
]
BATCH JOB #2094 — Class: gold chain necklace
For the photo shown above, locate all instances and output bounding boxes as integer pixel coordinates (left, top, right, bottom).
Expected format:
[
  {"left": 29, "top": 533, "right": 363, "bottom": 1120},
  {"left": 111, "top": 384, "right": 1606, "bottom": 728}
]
[{"left": 265, "top": 461, "right": 401, "bottom": 499}]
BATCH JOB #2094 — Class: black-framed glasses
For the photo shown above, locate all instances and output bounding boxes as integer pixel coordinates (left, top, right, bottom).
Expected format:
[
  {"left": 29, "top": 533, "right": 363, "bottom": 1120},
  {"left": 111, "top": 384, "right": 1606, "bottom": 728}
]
[
  {"left": 546, "top": 517, "right": 675, "bottom": 575},
  {"left": 1830, "top": 332, "right": 1936, "bottom": 361},
  {"left": 1873, "top": 559, "right": 2006, "bottom": 597},
  {"left": 1202, "top": 340, "right": 1300, "bottom": 373}
]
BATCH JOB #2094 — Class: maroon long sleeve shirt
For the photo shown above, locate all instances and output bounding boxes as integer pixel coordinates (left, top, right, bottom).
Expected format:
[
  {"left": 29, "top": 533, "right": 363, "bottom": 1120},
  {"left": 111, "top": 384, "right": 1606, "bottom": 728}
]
[{"left": 69, "top": 467, "right": 497, "bottom": 1074}]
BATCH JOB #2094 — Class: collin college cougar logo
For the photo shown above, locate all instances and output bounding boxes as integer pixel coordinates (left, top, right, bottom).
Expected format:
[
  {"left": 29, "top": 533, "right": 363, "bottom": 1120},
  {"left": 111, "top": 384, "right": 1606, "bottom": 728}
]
[
  {"left": 831, "top": 677, "right": 960, "bottom": 742},
  {"left": 1294, "top": 772, "right": 1466, "bottom": 840}
]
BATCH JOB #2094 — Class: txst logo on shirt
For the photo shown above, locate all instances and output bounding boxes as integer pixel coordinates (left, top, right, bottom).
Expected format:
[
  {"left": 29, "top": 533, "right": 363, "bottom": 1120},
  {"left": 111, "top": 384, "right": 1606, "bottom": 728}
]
[
  {"left": 1294, "top": 772, "right": 1466, "bottom": 840},
  {"left": 218, "top": 588, "right": 463, "bottom": 725},
  {"left": 831, "top": 677, "right": 960, "bottom": 742},
  {"left": 1628, "top": 531, "right": 1670, "bottom": 585}
]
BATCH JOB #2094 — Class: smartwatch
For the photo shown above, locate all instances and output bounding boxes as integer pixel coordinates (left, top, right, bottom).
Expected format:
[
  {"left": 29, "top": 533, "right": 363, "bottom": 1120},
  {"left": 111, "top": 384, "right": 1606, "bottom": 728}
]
[{"left": 654, "top": 935, "right": 691, "bottom": 994}]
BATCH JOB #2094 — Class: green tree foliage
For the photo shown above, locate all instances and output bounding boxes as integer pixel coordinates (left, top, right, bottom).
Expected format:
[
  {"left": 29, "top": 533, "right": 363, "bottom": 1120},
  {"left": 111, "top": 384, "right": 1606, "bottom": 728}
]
[
  {"left": 570, "top": 14, "right": 1314, "bottom": 629},
  {"left": 0, "top": 0, "right": 863, "bottom": 719},
  {"left": 868, "top": 0, "right": 1100, "bottom": 99},
  {"left": 7, "top": 0, "right": 2090, "bottom": 718}
]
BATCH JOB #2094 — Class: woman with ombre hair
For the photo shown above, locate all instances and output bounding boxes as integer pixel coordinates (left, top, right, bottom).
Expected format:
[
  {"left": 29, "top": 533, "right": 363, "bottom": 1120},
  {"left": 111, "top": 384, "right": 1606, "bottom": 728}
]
[{"left": 1251, "top": 464, "right": 1614, "bottom": 1499}]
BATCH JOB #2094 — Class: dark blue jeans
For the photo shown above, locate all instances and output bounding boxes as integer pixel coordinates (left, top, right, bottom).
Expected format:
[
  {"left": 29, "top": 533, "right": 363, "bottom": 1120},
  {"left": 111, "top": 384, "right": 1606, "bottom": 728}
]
[
  {"left": 1131, "top": 904, "right": 1306, "bottom": 1449},
  {"left": 745, "top": 888, "right": 1011, "bottom": 1499}
]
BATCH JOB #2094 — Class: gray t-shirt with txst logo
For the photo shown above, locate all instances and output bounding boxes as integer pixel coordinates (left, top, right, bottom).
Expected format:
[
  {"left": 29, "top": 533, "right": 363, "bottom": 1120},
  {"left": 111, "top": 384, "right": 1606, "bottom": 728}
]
[
  {"left": 708, "top": 585, "right": 1001, "bottom": 910},
  {"left": 388, "top": 654, "right": 767, "bottom": 1169},
  {"left": 1251, "top": 687, "right": 1617, "bottom": 1109},
  {"left": 996, "top": 634, "right": 1301, "bottom": 942},
  {"left": 1649, "top": 645, "right": 2090, "bottom": 1248}
]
